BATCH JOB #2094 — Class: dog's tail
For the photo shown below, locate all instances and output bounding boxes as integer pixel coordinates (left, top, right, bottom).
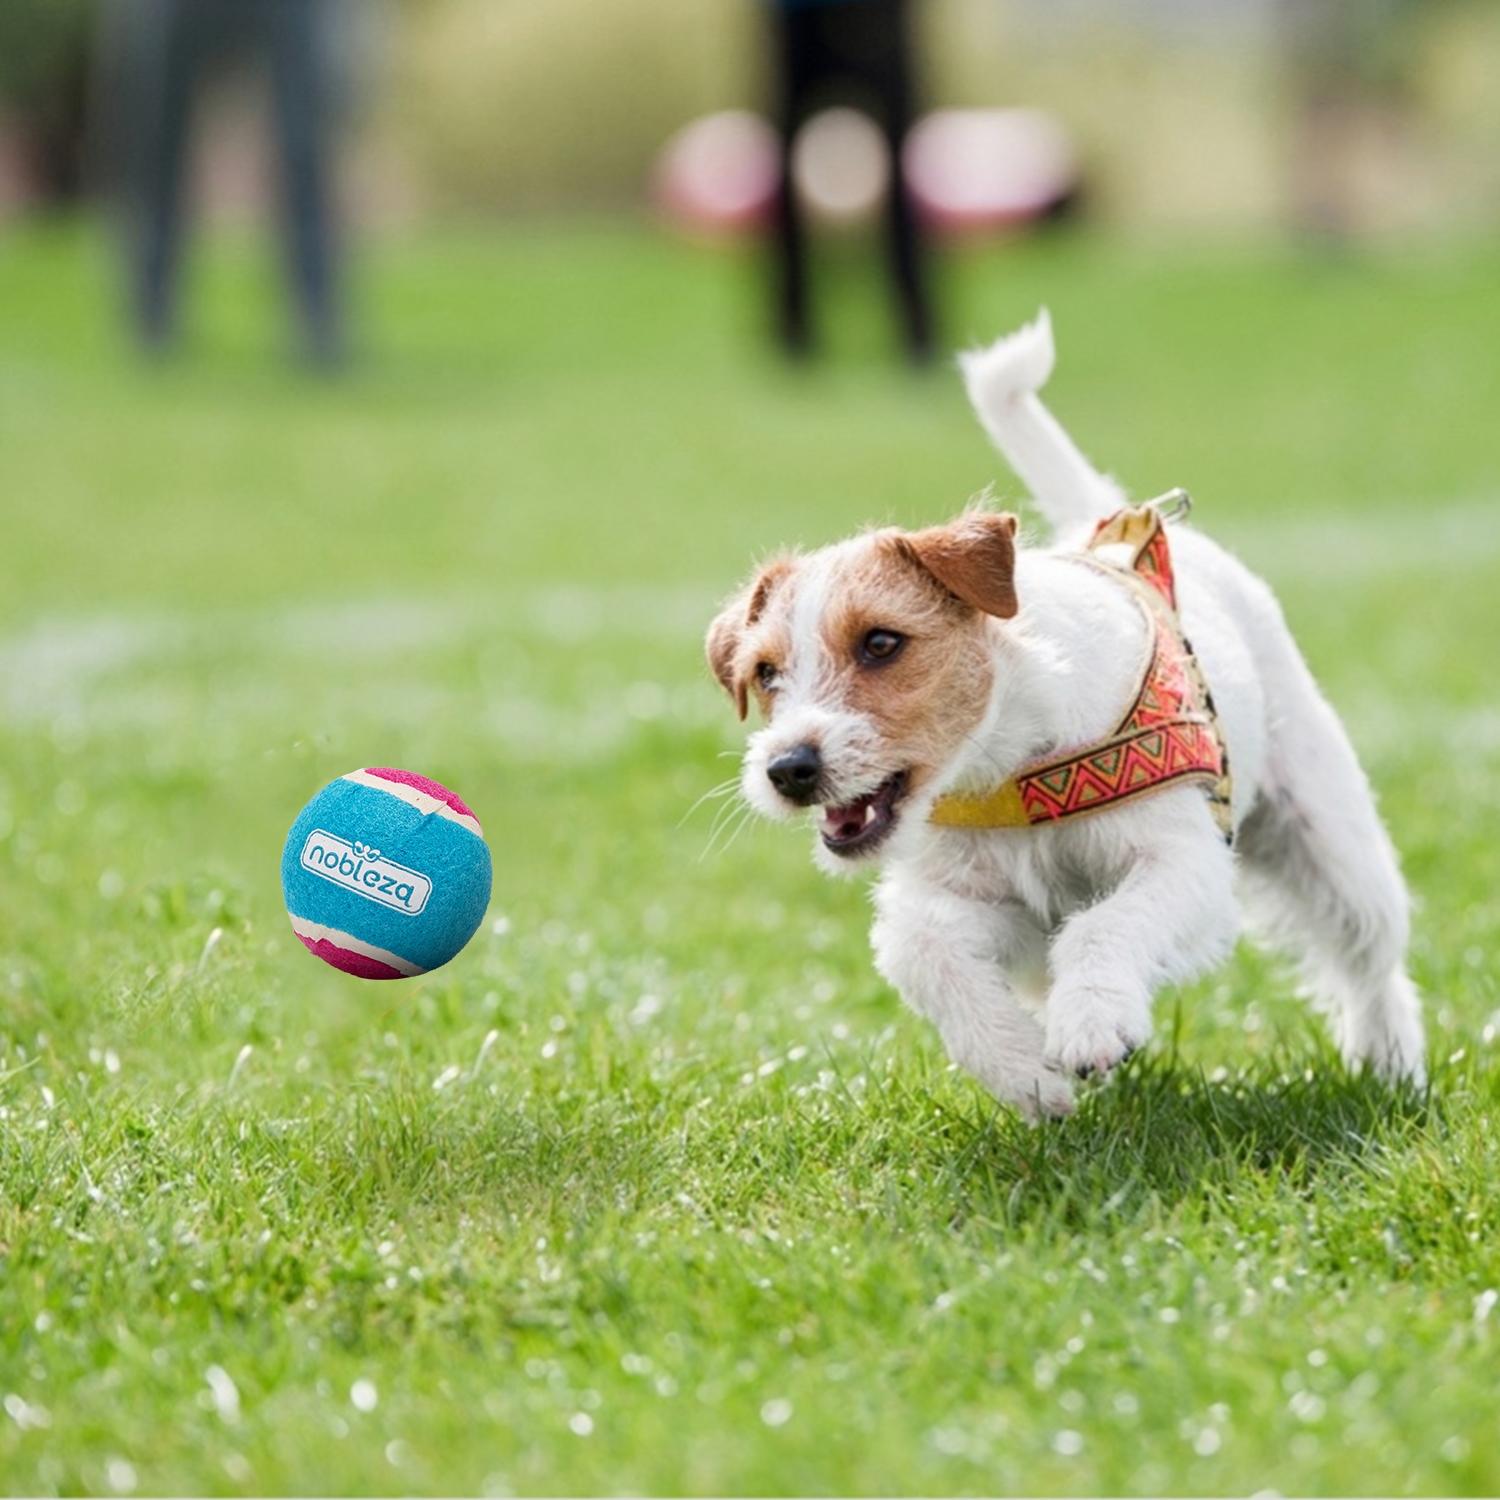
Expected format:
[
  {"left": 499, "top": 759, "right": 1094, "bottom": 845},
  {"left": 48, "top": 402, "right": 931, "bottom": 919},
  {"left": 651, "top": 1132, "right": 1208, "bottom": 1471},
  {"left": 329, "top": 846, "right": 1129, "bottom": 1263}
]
[{"left": 959, "top": 309, "right": 1125, "bottom": 534}]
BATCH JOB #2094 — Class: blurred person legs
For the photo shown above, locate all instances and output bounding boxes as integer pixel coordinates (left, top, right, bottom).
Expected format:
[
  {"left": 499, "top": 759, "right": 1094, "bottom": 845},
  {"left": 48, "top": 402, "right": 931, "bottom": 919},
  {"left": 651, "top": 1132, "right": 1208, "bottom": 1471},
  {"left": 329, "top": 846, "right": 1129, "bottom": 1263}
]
[
  {"left": 113, "top": 0, "right": 344, "bottom": 364},
  {"left": 117, "top": 0, "right": 198, "bottom": 351},
  {"left": 768, "top": 0, "right": 934, "bottom": 362},
  {"left": 0, "top": 0, "right": 95, "bottom": 208},
  {"left": 1279, "top": 0, "right": 1411, "bottom": 243},
  {"left": 266, "top": 0, "right": 342, "bottom": 365}
]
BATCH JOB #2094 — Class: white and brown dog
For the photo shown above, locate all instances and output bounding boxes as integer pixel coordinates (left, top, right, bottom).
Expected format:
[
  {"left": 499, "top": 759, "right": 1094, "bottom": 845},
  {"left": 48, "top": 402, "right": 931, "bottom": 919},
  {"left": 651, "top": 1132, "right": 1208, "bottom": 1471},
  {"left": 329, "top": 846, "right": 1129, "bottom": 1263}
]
[{"left": 707, "top": 312, "right": 1426, "bottom": 1118}]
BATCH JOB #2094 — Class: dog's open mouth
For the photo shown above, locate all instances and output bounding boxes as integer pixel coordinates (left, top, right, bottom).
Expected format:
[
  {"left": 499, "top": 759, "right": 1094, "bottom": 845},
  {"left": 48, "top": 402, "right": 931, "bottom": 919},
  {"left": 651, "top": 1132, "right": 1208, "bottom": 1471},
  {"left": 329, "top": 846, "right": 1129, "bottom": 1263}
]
[{"left": 820, "top": 771, "right": 908, "bottom": 857}]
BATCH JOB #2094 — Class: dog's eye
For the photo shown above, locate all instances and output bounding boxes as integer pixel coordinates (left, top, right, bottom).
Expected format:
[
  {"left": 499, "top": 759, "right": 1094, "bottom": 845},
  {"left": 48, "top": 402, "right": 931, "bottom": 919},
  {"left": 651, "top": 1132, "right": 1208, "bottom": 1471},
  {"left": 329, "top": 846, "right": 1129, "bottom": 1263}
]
[
  {"left": 755, "top": 661, "right": 780, "bottom": 690},
  {"left": 859, "top": 628, "right": 906, "bottom": 665}
]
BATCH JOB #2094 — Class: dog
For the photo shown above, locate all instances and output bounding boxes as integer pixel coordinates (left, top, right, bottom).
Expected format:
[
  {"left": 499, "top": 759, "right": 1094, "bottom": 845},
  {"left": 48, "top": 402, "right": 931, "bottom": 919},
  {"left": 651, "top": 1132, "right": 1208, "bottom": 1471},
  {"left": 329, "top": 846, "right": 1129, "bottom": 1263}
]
[{"left": 705, "top": 311, "right": 1427, "bottom": 1119}]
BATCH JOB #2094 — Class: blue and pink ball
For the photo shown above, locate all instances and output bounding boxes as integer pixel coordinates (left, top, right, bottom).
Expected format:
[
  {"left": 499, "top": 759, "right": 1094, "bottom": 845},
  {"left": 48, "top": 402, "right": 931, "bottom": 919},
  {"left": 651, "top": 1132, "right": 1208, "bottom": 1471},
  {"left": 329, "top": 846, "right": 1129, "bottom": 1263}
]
[{"left": 281, "top": 767, "right": 492, "bottom": 980}]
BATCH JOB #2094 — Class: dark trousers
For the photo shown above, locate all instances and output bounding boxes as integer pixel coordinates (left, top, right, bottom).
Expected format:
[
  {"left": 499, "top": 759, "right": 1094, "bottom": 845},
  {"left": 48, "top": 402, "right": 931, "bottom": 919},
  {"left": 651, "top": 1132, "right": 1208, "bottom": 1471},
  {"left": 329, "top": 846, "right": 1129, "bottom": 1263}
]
[
  {"left": 111, "top": 0, "right": 342, "bottom": 363},
  {"left": 768, "top": 0, "right": 933, "bottom": 360}
]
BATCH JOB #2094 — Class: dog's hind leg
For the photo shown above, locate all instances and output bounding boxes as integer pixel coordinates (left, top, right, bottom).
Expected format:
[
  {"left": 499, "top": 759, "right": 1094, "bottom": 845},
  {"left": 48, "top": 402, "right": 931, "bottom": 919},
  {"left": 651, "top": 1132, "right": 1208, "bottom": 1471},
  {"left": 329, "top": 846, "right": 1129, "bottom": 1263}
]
[{"left": 1236, "top": 676, "right": 1426, "bottom": 1085}]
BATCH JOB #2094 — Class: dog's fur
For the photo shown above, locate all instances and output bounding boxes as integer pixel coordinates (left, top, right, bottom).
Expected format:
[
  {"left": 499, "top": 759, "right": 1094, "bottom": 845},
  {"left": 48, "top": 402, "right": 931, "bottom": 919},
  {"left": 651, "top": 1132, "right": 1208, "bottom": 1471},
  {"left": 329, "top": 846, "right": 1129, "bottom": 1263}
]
[{"left": 707, "top": 312, "right": 1426, "bottom": 1118}]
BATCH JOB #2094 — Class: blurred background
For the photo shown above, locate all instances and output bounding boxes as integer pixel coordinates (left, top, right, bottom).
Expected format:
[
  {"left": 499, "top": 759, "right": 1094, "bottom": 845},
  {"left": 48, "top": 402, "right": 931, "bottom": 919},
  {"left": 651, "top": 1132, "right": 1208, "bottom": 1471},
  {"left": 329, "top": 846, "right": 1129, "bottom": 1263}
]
[
  {"left": 7, "top": 0, "right": 1500, "bottom": 229},
  {"left": 3, "top": 0, "right": 1500, "bottom": 358}
]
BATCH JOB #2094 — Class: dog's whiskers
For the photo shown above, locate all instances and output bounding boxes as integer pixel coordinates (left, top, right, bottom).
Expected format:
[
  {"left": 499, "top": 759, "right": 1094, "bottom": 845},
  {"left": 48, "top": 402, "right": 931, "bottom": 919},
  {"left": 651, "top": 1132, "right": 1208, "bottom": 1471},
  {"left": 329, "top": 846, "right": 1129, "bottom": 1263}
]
[
  {"left": 702, "top": 804, "right": 750, "bottom": 864},
  {"left": 699, "top": 797, "right": 755, "bottom": 862},
  {"left": 677, "top": 775, "right": 742, "bottom": 830},
  {"left": 703, "top": 793, "right": 743, "bottom": 846}
]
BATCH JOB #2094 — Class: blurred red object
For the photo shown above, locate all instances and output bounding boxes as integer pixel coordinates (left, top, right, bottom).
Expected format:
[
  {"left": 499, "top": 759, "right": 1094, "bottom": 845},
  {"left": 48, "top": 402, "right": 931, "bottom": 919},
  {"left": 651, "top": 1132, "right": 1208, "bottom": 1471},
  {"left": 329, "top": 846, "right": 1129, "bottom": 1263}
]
[
  {"left": 904, "top": 108, "right": 1080, "bottom": 234},
  {"left": 655, "top": 105, "right": 1079, "bottom": 242},
  {"left": 654, "top": 110, "right": 779, "bottom": 237}
]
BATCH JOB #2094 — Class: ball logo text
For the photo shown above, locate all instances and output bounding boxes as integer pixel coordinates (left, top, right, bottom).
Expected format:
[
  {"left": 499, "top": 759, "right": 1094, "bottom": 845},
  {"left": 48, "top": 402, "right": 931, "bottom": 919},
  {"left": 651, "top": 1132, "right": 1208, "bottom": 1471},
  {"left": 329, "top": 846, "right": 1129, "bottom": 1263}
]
[{"left": 299, "top": 830, "right": 433, "bottom": 916}]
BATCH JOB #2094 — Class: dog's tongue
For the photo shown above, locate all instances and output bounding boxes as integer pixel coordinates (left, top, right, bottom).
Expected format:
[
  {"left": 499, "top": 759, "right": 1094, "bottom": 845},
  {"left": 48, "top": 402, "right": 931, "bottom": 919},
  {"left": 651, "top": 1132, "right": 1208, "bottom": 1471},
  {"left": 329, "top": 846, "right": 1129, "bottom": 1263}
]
[{"left": 822, "top": 793, "right": 874, "bottom": 842}]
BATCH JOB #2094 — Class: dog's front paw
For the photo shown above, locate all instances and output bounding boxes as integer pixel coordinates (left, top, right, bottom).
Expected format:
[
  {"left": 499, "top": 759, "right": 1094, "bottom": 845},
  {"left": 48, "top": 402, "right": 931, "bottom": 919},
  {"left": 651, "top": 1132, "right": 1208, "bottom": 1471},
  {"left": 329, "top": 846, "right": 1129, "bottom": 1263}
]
[
  {"left": 1009, "top": 1066, "right": 1078, "bottom": 1123},
  {"left": 1044, "top": 981, "right": 1151, "bottom": 1080},
  {"left": 961, "top": 1051, "right": 1076, "bottom": 1121}
]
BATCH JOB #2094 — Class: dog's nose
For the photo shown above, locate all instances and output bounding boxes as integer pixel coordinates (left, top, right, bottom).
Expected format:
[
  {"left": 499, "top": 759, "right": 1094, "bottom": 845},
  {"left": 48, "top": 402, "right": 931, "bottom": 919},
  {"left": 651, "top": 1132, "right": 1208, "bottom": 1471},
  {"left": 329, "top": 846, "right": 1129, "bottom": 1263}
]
[{"left": 767, "top": 743, "right": 822, "bottom": 804}]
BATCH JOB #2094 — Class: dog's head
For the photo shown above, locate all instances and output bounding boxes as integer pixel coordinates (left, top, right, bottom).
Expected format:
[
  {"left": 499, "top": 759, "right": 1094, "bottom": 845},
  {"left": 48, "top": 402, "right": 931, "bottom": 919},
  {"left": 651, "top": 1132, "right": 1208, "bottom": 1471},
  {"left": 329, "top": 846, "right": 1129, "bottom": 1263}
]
[{"left": 706, "top": 510, "right": 1018, "bottom": 871}]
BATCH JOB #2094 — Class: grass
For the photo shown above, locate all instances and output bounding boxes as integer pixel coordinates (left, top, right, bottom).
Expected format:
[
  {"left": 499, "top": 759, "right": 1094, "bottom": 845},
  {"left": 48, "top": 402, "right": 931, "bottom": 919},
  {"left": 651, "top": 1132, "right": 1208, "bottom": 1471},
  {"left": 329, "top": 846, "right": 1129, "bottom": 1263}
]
[{"left": 1, "top": 216, "right": 1499, "bottom": 1496}]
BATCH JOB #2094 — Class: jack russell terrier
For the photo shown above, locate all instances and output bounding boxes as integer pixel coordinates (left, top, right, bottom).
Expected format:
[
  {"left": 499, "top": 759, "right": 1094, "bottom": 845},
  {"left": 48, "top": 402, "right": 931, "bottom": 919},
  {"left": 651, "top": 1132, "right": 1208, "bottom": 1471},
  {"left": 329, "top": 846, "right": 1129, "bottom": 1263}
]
[{"left": 706, "top": 312, "right": 1426, "bottom": 1119}]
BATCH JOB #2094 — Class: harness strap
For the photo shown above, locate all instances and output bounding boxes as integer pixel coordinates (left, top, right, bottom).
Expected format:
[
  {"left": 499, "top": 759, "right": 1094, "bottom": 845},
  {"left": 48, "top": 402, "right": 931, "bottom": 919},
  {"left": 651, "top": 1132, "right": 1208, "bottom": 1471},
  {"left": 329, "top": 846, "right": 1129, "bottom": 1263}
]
[{"left": 928, "top": 499, "right": 1234, "bottom": 841}]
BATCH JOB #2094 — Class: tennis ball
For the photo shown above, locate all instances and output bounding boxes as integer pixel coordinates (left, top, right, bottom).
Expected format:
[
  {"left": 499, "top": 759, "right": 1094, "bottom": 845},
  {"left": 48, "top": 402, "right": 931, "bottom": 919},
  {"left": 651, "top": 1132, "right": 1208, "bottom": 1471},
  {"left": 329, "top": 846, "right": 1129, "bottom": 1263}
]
[{"left": 281, "top": 767, "right": 492, "bottom": 980}]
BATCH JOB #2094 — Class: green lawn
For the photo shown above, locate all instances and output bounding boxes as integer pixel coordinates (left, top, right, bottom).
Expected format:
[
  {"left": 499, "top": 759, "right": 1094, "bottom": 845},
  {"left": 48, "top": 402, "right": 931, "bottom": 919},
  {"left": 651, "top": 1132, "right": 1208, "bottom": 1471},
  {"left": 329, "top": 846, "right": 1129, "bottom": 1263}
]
[{"left": 2, "top": 219, "right": 1499, "bottom": 1496}]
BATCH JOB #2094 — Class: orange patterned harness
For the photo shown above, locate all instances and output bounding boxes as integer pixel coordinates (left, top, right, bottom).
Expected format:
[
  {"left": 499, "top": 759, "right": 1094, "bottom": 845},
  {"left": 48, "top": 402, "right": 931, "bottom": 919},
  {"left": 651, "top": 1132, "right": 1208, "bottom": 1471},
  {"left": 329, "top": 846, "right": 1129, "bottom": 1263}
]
[{"left": 929, "top": 497, "right": 1234, "bottom": 842}]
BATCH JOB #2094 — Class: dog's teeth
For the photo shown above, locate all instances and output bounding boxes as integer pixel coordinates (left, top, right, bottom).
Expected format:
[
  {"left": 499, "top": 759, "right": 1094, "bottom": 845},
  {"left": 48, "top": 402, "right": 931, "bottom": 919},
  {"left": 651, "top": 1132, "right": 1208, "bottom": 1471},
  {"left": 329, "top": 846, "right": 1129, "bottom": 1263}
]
[{"left": 863, "top": 803, "right": 876, "bottom": 827}]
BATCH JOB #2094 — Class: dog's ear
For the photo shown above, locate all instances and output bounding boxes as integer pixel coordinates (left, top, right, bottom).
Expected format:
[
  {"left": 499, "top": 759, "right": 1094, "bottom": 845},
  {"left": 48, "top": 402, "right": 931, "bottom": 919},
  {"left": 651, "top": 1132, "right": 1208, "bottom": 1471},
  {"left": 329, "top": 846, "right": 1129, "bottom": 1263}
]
[
  {"left": 706, "top": 603, "right": 750, "bottom": 720},
  {"left": 706, "top": 555, "right": 795, "bottom": 720},
  {"left": 896, "top": 511, "right": 1019, "bottom": 618}
]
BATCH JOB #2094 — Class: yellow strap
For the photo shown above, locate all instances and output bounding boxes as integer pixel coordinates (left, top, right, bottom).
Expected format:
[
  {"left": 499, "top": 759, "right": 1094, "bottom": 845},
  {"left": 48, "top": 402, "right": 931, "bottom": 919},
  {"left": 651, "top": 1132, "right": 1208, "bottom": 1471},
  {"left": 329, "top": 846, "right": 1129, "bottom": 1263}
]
[
  {"left": 928, "top": 775, "right": 1028, "bottom": 829},
  {"left": 1089, "top": 502, "right": 1161, "bottom": 564}
]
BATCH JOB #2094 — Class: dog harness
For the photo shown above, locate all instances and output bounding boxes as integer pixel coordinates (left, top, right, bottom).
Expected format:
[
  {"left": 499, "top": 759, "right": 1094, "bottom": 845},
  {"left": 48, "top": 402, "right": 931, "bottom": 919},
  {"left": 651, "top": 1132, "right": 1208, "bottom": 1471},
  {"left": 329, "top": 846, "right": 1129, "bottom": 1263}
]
[{"left": 929, "top": 494, "right": 1234, "bottom": 842}]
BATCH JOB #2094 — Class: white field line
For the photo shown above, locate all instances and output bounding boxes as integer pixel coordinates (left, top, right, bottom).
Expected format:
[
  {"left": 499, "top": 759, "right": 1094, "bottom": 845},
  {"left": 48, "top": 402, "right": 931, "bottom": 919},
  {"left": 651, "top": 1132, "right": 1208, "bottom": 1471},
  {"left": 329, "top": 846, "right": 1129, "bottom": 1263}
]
[
  {"left": 1211, "top": 494, "right": 1500, "bottom": 581},
  {"left": 0, "top": 584, "right": 712, "bottom": 713},
  {"left": 0, "top": 585, "right": 725, "bottom": 762}
]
